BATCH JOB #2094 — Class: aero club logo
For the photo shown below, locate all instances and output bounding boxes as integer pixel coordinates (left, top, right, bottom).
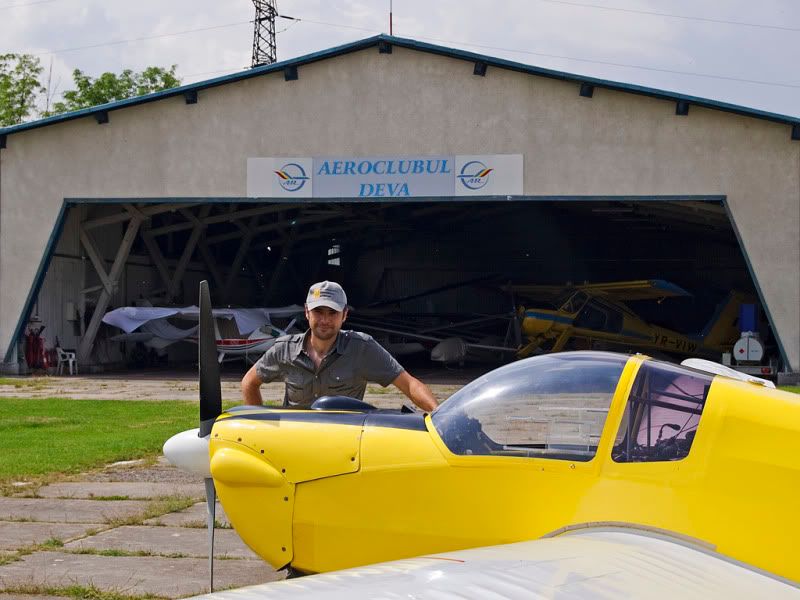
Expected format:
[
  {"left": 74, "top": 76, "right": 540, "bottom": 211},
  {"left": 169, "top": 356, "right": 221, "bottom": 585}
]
[
  {"left": 457, "top": 160, "right": 493, "bottom": 190},
  {"left": 274, "top": 163, "right": 309, "bottom": 192}
]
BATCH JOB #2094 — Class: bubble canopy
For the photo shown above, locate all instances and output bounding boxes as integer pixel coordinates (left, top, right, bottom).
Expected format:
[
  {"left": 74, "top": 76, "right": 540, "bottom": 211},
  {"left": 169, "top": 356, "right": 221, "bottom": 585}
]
[{"left": 431, "top": 352, "right": 628, "bottom": 461}]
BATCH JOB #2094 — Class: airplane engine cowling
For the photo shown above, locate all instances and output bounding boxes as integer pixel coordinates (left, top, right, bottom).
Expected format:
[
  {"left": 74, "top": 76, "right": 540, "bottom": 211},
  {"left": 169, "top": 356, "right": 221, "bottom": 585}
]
[{"left": 209, "top": 411, "right": 366, "bottom": 570}]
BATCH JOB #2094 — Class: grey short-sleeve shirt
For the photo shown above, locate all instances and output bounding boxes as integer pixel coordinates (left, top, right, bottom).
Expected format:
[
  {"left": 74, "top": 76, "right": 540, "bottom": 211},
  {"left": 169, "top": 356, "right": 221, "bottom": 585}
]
[{"left": 254, "top": 329, "right": 404, "bottom": 408}]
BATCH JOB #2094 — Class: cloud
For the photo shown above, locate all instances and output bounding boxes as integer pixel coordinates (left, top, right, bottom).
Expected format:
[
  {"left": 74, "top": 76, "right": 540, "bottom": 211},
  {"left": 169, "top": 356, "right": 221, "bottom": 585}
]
[{"left": 1, "top": 0, "right": 798, "bottom": 116}]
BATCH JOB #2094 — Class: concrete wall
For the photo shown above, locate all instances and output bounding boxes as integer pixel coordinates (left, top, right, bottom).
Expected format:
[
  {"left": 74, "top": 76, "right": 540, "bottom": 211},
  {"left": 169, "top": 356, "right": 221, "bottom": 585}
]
[{"left": 1, "top": 45, "right": 798, "bottom": 369}]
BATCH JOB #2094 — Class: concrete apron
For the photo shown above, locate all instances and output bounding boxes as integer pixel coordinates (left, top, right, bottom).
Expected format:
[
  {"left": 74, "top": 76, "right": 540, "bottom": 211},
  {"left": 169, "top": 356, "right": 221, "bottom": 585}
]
[{"left": 0, "top": 474, "right": 284, "bottom": 598}]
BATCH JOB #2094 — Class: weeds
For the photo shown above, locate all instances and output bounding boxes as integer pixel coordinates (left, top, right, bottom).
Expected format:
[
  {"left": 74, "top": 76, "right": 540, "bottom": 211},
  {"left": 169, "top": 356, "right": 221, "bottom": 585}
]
[
  {"left": 1, "top": 583, "right": 168, "bottom": 600},
  {"left": 104, "top": 495, "right": 198, "bottom": 527},
  {"left": 0, "top": 377, "right": 49, "bottom": 389},
  {"left": 67, "top": 548, "right": 189, "bottom": 559}
]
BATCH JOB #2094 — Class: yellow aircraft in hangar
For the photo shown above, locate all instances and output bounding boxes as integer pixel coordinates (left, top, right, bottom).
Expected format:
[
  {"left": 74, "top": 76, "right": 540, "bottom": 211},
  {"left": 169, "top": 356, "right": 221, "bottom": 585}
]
[
  {"left": 510, "top": 279, "right": 748, "bottom": 359},
  {"left": 167, "top": 283, "right": 800, "bottom": 598}
]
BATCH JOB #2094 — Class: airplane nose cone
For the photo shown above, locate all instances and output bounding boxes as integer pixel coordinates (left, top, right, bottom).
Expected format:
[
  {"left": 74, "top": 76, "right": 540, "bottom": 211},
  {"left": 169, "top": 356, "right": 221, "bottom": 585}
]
[{"left": 163, "top": 428, "right": 211, "bottom": 477}]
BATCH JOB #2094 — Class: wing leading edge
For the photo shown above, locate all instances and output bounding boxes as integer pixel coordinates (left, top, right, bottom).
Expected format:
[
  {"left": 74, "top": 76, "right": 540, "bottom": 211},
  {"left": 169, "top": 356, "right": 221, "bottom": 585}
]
[
  {"left": 188, "top": 529, "right": 799, "bottom": 599},
  {"left": 509, "top": 279, "right": 692, "bottom": 302}
]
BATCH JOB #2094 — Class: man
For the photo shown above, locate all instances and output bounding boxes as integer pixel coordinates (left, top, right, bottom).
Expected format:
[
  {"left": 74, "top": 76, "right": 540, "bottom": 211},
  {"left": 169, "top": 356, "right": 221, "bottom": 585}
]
[{"left": 241, "top": 281, "right": 439, "bottom": 412}]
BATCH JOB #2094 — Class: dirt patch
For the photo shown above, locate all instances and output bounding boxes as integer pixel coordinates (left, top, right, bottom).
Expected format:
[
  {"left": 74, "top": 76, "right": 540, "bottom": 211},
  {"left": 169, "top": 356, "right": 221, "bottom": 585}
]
[
  {"left": 0, "top": 371, "right": 468, "bottom": 407},
  {"left": 80, "top": 459, "right": 204, "bottom": 485}
]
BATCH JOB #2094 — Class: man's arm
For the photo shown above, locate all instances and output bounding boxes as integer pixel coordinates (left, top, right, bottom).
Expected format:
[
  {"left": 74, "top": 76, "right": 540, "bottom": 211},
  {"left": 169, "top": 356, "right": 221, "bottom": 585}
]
[
  {"left": 241, "top": 365, "right": 265, "bottom": 406},
  {"left": 392, "top": 371, "right": 438, "bottom": 412},
  {"left": 243, "top": 343, "right": 285, "bottom": 406}
]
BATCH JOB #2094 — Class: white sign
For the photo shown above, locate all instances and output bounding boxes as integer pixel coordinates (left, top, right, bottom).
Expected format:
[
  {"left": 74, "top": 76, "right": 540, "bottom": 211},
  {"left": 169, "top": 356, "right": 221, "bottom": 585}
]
[
  {"left": 454, "top": 154, "right": 524, "bottom": 197},
  {"left": 247, "top": 158, "right": 313, "bottom": 198},
  {"left": 247, "top": 154, "right": 522, "bottom": 198}
]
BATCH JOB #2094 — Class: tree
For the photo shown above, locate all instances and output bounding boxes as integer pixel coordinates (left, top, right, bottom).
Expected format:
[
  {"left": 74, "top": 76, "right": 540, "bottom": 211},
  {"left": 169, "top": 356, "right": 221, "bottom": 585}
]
[
  {"left": 50, "top": 65, "right": 181, "bottom": 115},
  {"left": 0, "top": 53, "right": 44, "bottom": 126}
]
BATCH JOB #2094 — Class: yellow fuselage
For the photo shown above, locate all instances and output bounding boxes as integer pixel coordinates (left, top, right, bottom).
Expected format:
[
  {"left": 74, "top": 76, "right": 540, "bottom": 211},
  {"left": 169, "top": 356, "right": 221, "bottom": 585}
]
[{"left": 208, "top": 358, "right": 800, "bottom": 581}]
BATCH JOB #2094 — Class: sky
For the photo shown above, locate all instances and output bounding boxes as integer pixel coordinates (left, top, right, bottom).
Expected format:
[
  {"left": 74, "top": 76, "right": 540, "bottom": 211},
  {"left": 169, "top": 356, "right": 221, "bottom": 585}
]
[{"left": 2, "top": 0, "right": 799, "bottom": 118}]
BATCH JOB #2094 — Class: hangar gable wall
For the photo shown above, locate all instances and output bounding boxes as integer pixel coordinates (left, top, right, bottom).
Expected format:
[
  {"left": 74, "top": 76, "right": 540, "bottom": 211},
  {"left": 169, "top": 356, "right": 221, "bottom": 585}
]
[{"left": 1, "top": 46, "right": 798, "bottom": 368}]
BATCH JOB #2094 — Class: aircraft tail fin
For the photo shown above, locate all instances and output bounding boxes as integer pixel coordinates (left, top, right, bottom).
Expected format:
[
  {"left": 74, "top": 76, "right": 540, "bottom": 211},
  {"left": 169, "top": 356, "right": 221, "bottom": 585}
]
[{"left": 697, "top": 291, "right": 752, "bottom": 350}]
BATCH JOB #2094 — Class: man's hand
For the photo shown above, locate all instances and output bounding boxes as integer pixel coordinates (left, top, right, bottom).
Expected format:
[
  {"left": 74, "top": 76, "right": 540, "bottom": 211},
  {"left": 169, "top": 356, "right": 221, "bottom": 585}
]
[
  {"left": 392, "top": 371, "right": 438, "bottom": 413},
  {"left": 241, "top": 365, "right": 265, "bottom": 406}
]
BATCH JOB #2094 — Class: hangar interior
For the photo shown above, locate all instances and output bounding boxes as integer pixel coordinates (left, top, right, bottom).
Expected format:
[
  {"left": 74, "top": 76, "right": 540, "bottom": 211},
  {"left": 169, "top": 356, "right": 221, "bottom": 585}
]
[{"left": 22, "top": 197, "right": 775, "bottom": 372}]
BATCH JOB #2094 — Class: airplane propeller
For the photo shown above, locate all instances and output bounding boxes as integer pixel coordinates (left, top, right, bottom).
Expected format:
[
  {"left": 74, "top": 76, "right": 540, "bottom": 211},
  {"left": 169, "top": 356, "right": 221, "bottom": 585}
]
[
  {"left": 199, "top": 280, "right": 223, "bottom": 437},
  {"left": 162, "top": 281, "right": 224, "bottom": 592},
  {"left": 199, "top": 280, "right": 222, "bottom": 592}
]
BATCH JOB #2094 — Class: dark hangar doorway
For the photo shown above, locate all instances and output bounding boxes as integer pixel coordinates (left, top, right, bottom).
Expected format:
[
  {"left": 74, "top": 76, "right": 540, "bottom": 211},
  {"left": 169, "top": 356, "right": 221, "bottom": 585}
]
[{"left": 17, "top": 197, "right": 778, "bottom": 374}]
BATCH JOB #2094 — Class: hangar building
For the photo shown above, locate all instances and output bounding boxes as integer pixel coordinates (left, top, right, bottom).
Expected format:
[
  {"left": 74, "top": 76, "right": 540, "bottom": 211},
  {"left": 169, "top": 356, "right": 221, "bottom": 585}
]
[{"left": 0, "top": 35, "right": 798, "bottom": 377}]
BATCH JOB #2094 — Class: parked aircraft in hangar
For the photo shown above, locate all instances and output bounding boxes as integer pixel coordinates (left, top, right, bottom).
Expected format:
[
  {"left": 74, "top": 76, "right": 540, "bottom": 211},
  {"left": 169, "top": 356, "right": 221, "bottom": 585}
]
[
  {"left": 164, "top": 282, "right": 800, "bottom": 598},
  {"left": 510, "top": 279, "right": 751, "bottom": 359},
  {"left": 102, "top": 304, "right": 302, "bottom": 362},
  {"left": 349, "top": 279, "right": 752, "bottom": 366}
]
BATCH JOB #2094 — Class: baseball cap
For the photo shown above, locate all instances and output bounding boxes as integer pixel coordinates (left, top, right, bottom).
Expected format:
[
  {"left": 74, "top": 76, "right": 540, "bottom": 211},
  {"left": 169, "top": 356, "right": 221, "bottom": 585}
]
[{"left": 306, "top": 281, "right": 348, "bottom": 312}]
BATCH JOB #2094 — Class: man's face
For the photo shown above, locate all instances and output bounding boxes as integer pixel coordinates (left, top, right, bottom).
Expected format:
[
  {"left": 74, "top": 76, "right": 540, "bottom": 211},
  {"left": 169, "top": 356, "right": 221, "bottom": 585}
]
[{"left": 305, "top": 305, "right": 348, "bottom": 342}]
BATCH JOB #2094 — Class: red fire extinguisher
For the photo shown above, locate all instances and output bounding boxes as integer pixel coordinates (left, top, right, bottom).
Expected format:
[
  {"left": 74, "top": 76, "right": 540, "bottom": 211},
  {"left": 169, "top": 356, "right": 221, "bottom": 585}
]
[{"left": 25, "top": 324, "right": 46, "bottom": 369}]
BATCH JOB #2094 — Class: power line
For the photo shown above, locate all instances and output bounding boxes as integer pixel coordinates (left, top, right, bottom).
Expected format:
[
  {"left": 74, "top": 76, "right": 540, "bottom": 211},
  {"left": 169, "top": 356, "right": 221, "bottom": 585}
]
[
  {"left": 280, "top": 16, "right": 800, "bottom": 90},
  {"left": 7, "top": 10, "right": 799, "bottom": 92},
  {"left": 23, "top": 20, "right": 253, "bottom": 57},
  {"left": 537, "top": 0, "right": 800, "bottom": 33},
  {"left": 183, "top": 65, "right": 250, "bottom": 80},
  {"left": 405, "top": 33, "right": 800, "bottom": 90},
  {"left": 278, "top": 14, "right": 379, "bottom": 34},
  {"left": 0, "top": 0, "right": 62, "bottom": 10}
]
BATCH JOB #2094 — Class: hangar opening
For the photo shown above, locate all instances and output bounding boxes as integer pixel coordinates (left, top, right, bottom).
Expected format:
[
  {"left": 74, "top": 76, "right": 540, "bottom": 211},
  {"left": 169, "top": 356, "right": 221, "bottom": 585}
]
[{"left": 16, "top": 196, "right": 780, "bottom": 377}]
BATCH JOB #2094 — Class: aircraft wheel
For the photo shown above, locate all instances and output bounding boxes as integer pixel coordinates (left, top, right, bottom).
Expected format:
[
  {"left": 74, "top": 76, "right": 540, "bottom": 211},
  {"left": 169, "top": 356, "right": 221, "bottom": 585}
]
[{"left": 284, "top": 567, "right": 308, "bottom": 579}]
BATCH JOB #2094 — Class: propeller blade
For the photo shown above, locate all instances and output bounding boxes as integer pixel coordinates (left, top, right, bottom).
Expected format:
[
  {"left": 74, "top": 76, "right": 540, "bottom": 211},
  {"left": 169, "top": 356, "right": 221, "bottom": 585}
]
[
  {"left": 204, "top": 477, "right": 217, "bottom": 592},
  {"left": 199, "top": 281, "right": 222, "bottom": 437}
]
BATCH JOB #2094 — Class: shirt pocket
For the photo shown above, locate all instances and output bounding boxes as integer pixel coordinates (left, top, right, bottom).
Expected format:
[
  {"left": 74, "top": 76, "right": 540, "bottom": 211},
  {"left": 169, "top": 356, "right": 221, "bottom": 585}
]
[
  {"left": 326, "top": 363, "right": 358, "bottom": 393},
  {"left": 284, "top": 370, "right": 313, "bottom": 406}
]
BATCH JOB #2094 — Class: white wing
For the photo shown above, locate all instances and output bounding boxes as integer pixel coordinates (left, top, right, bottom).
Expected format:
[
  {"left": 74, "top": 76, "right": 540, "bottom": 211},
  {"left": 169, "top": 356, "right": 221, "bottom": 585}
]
[
  {"left": 103, "top": 305, "right": 304, "bottom": 337},
  {"left": 188, "top": 529, "right": 798, "bottom": 600},
  {"left": 681, "top": 358, "right": 776, "bottom": 388}
]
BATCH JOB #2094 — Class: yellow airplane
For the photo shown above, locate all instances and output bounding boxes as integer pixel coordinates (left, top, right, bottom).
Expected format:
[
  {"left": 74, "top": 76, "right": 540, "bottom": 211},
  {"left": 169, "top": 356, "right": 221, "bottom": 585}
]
[
  {"left": 166, "top": 282, "right": 800, "bottom": 597},
  {"left": 511, "top": 279, "right": 749, "bottom": 359}
]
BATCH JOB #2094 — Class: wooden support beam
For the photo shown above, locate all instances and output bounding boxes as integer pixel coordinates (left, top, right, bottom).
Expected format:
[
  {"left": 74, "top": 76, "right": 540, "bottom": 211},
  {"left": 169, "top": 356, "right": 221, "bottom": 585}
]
[
  {"left": 233, "top": 220, "right": 251, "bottom": 234},
  {"left": 247, "top": 255, "right": 268, "bottom": 300},
  {"left": 205, "top": 211, "right": 337, "bottom": 245},
  {"left": 167, "top": 205, "right": 211, "bottom": 301},
  {"left": 198, "top": 239, "right": 225, "bottom": 293},
  {"left": 147, "top": 204, "right": 294, "bottom": 237},
  {"left": 261, "top": 222, "right": 366, "bottom": 252},
  {"left": 265, "top": 228, "right": 297, "bottom": 304},
  {"left": 221, "top": 216, "right": 259, "bottom": 303},
  {"left": 79, "top": 229, "right": 115, "bottom": 296},
  {"left": 122, "top": 203, "right": 146, "bottom": 220},
  {"left": 78, "top": 215, "right": 143, "bottom": 362},
  {"left": 80, "top": 284, "right": 105, "bottom": 295},
  {"left": 178, "top": 207, "right": 202, "bottom": 226},
  {"left": 82, "top": 203, "right": 197, "bottom": 231},
  {"left": 141, "top": 230, "right": 173, "bottom": 297}
]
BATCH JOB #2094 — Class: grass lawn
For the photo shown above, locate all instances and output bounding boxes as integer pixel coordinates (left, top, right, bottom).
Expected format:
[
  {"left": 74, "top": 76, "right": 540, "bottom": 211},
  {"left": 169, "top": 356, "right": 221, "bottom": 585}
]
[
  {"left": 780, "top": 386, "right": 800, "bottom": 394},
  {"left": 0, "top": 383, "right": 795, "bottom": 484},
  {"left": 0, "top": 397, "right": 197, "bottom": 482}
]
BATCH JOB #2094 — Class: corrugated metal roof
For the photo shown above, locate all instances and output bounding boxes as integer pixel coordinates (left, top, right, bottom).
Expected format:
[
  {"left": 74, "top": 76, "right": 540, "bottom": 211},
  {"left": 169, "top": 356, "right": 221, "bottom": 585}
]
[{"left": 1, "top": 34, "right": 798, "bottom": 140}]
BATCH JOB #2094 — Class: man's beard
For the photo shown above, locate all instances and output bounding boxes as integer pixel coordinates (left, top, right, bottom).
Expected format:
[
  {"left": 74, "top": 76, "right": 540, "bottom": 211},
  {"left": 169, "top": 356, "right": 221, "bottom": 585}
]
[{"left": 312, "top": 325, "right": 338, "bottom": 341}]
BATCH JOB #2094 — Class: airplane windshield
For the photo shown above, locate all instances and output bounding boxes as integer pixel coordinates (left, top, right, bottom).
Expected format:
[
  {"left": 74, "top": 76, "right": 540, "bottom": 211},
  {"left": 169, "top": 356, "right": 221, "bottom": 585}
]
[
  {"left": 558, "top": 291, "right": 589, "bottom": 313},
  {"left": 431, "top": 352, "right": 627, "bottom": 461}
]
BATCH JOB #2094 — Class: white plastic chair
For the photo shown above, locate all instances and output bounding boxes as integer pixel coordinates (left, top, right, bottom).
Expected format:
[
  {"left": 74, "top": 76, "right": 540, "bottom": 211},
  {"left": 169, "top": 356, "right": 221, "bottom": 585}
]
[{"left": 57, "top": 348, "right": 78, "bottom": 375}]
